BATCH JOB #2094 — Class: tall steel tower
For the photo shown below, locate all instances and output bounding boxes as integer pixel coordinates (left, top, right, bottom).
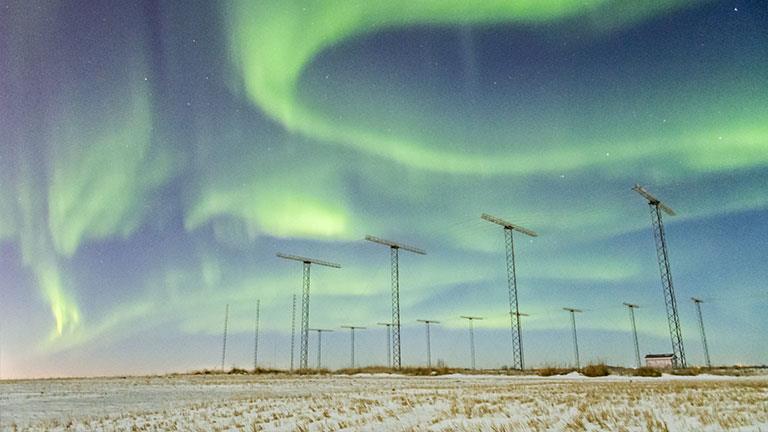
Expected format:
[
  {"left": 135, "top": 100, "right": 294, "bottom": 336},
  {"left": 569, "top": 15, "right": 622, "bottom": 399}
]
[
  {"left": 460, "top": 316, "right": 483, "bottom": 370},
  {"left": 221, "top": 304, "right": 229, "bottom": 371},
  {"left": 692, "top": 297, "right": 711, "bottom": 368},
  {"left": 512, "top": 311, "right": 529, "bottom": 370},
  {"left": 341, "top": 325, "right": 366, "bottom": 368},
  {"left": 623, "top": 303, "right": 642, "bottom": 368},
  {"left": 253, "top": 299, "right": 260, "bottom": 371},
  {"left": 633, "top": 184, "right": 686, "bottom": 368},
  {"left": 365, "top": 235, "right": 426, "bottom": 369},
  {"left": 277, "top": 253, "right": 341, "bottom": 369},
  {"left": 290, "top": 294, "right": 297, "bottom": 371},
  {"left": 377, "top": 322, "right": 393, "bottom": 368},
  {"left": 309, "top": 328, "right": 333, "bottom": 369},
  {"left": 416, "top": 319, "right": 439, "bottom": 368},
  {"left": 563, "top": 308, "right": 582, "bottom": 369},
  {"left": 481, "top": 213, "right": 537, "bottom": 371}
]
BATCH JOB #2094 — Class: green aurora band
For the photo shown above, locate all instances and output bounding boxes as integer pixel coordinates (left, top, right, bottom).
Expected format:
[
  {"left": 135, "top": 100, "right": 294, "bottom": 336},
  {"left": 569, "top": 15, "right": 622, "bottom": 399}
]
[
  {"left": 4, "top": 3, "right": 174, "bottom": 341},
  {"left": 223, "top": 0, "right": 767, "bottom": 177}
]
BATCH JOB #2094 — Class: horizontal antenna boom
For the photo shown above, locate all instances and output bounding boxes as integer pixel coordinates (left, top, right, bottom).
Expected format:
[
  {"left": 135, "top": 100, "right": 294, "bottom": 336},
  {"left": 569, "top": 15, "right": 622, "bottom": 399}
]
[
  {"left": 481, "top": 213, "right": 538, "bottom": 237},
  {"left": 276, "top": 253, "right": 341, "bottom": 268},
  {"left": 632, "top": 185, "right": 676, "bottom": 216},
  {"left": 364, "top": 235, "right": 426, "bottom": 255}
]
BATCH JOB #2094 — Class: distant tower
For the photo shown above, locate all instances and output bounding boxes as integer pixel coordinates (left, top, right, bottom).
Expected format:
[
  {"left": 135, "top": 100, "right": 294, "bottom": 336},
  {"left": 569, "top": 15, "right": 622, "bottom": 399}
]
[
  {"left": 623, "top": 303, "right": 642, "bottom": 368},
  {"left": 253, "top": 299, "right": 260, "bottom": 371},
  {"left": 221, "top": 304, "right": 229, "bottom": 371},
  {"left": 365, "top": 236, "right": 426, "bottom": 369},
  {"left": 481, "top": 213, "right": 537, "bottom": 370},
  {"left": 377, "top": 322, "right": 393, "bottom": 368},
  {"left": 290, "top": 294, "right": 297, "bottom": 371},
  {"left": 277, "top": 253, "right": 341, "bottom": 369},
  {"left": 633, "top": 184, "right": 686, "bottom": 368},
  {"left": 460, "top": 316, "right": 483, "bottom": 370},
  {"left": 692, "top": 298, "right": 711, "bottom": 368},
  {"left": 416, "top": 319, "right": 440, "bottom": 368},
  {"left": 563, "top": 308, "right": 582, "bottom": 369},
  {"left": 341, "top": 326, "right": 366, "bottom": 368},
  {"left": 310, "top": 328, "right": 333, "bottom": 369}
]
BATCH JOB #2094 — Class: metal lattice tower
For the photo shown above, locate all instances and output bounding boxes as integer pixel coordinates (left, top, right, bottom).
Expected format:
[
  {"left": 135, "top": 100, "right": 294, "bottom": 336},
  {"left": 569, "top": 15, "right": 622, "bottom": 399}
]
[
  {"left": 692, "top": 298, "right": 711, "bottom": 368},
  {"left": 253, "top": 299, "right": 260, "bottom": 371},
  {"left": 563, "top": 308, "right": 582, "bottom": 369},
  {"left": 461, "top": 316, "right": 483, "bottom": 370},
  {"left": 366, "top": 236, "right": 426, "bottom": 369},
  {"left": 512, "top": 311, "right": 529, "bottom": 369},
  {"left": 417, "top": 319, "right": 440, "bottom": 368},
  {"left": 377, "top": 322, "right": 393, "bottom": 368},
  {"left": 481, "top": 213, "right": 537, "bottom": 371},
  {"left": 290, "top": 294, "right": 297, "bottom": 371},
  {"left": 310, "top": 328, "right": 333, "bottom": 369},
  {"left": 221, "top": 304, "right": 229, "bottom": 371},
  {"left": 301, "top": 263, "right": 311, "bottom": 369},
  {"left": 277, "top": 253, "right": 341, "bottom": 370},
  {"left": 341, "top": 326, "right": 366, "bottom": 368},
  {"left": 623, "top": 303, "right": 641, "bottom": 368},
  {"left": 633, "top": 184, "right": 686, "bottom": 368}
]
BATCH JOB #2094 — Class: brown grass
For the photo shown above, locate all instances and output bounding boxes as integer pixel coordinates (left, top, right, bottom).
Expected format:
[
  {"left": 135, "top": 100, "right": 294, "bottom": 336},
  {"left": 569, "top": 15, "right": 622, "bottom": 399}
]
[
  {"left": 580, "top": 363, "right": 610, "bottom": 377},
  {"left": 7, "top": 376, "right": 767, "bottom": 431},
  {"left": 189, "top": 367, "right": 287, "bottom": 376},
  {"left": 537, "top": 367, "right": 576, "bottom": 377},
  {"left": 671, "top": 367, "right": 703, "bottom": 376},
  {"left": 293, "top": 368, "right": 331, "bottom": 375},
  {"left": 335, "top": 365, "right": 464, "bottom": 376},
  {"left": 634, "top": 367, "right": 662, "bottom": 377}
]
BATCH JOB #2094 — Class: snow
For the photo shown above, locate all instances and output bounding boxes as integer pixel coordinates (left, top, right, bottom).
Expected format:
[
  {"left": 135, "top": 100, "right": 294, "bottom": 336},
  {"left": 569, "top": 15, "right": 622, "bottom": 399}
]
[{"left": 1, "top": 373, "right": 766, "bottom": 431}]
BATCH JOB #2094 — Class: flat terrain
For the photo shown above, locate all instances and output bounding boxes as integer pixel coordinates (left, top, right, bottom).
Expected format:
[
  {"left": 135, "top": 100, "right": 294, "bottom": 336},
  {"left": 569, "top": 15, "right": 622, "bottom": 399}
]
[{"left": 1, "top": 373, "right": 766, "bottom": 431}]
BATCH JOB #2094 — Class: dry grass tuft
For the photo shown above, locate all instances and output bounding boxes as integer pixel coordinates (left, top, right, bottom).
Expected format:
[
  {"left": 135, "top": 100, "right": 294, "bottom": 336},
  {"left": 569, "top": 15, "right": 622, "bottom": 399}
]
[
  {"left": 294, "top": 368, "right": 331, "bottom": 375},
  {"left": 671, "top": 367, "right": 703, "bottom": 376},
  {"left": 537, "top": 367, "right": 576, "bottom": 377},
  {"left": 336, "top": 365, "right": 463, "bottom": 376},
  {"left": 581, "top": 363, "right": 610, "bottom": 377},
  {"left": 634, "top": 367, "right": 662, "bottom": 377}
]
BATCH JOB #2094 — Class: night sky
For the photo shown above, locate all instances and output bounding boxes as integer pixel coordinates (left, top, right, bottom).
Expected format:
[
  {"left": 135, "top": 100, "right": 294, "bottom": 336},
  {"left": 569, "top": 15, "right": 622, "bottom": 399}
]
[{"left": 1, "top": 0, "right": 766, "bottom": 378}]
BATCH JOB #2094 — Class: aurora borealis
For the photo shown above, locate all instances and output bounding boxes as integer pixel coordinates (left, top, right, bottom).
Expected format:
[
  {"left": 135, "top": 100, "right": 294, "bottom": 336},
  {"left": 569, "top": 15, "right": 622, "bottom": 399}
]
[{"left": 1, "top": 0, "right": 766, "bottom": 378}]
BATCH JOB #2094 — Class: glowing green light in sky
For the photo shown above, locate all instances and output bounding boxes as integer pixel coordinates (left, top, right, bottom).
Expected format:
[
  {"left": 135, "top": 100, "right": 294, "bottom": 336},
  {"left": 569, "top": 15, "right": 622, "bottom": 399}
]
[
  {"left": 37, "top": 263, "right": 81, "bottom": 338},
  {"left": 48, "top": 80, "right": 171, "bottom": 257},
  {"left": 187, "top": 187, "right": 350, "bottom": 239},
  {"left": 226, "top": 0, "right": 701, "bottom": 173}
]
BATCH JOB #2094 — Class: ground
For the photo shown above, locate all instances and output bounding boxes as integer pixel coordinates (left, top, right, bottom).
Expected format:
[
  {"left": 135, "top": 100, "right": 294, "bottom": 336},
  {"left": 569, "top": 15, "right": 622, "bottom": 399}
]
[{"left": 1, "top": 373, "right": 766, "bottom": 431}]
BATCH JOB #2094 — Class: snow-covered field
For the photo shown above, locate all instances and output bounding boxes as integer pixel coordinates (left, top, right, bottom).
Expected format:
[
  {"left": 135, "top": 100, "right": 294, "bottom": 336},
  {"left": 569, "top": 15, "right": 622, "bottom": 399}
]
[{"left": 1, "top": 373, "right": 766, "bottom": 431}]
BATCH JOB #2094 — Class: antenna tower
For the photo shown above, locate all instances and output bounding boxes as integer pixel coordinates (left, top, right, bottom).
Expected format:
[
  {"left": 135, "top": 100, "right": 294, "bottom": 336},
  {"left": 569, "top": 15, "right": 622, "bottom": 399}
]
[
  {"left": 481, "top": 213, "right": 537, "bottom": 370},
  {"left": 341, "top": 326, "right": 366, "bottom": 368},
  {"left": 460, "top": 316, "right": 483, "bottom": 370},
  {"left": 416, "top": 319, "right": 440, "bottom": 368},
  {"left": 623, "top": 303, "right": 641, "bottom": 368},
  {"left": 377, "top": 322, "right": 393, "bottom": 368},
  {"left": 221, "top": 304, "right": 229, "bottom": 371},
  {"left": 253, "top": 299, "right": 260, "bottom": 371},
  {"left": 310, "top": 328, "right": 333, "bottom": 369},
  {"left": 563, "top": 308, "right": 582, "bottom": 369},
  {"left": 633, "top": 184, "right": 686, "bottom": 367},
  {"left": 277, "top": 253, "right": 341, "bottom": 369},
  {"left": 366, "top": 235, "right": 426, "bottom": 369},
  {"left": 290, "top": 294, "right": 297, "bottom": 371},
  {"left": 692, "top": 297, "right": 711, "bottom": 368}
]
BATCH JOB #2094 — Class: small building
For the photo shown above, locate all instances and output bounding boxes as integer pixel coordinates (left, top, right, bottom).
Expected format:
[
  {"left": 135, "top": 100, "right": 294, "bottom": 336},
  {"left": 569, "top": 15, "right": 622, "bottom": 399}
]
[{"left": 645, "top": 353, "right": 675, "bottom": 369}]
